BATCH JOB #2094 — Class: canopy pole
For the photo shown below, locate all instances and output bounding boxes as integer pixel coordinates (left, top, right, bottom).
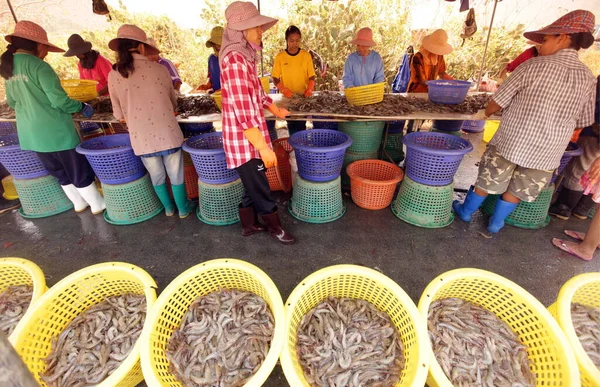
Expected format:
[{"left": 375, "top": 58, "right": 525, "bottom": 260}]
[
  {"left": 476, "top": 0, "right": 498, "bottom": 89},
  {"left": 6, "top": 0, "right": 18, "bottom": 23},
  {"left": 258, "top": 0, "right": 264, "bottom": 76}
]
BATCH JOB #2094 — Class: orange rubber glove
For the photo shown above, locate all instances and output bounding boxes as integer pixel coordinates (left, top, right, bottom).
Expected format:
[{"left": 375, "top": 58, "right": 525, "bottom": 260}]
[
  {"left": 304, "top": 80, "right": 315, "bottom": 97},
  {"left": 571, "top": 128, "right": 583, "bottom": 143},
  {"left": 244, "top": 127, "right": 277, "bottom": 168},
  {"left": 276, "top": 82, "right": 293, "bottom": 98},
  {"left": 267, "top": 104, "right": 290, "bottom": 119},
  {"left": 197, "top": 81, "right": 212, "bottom": 91}
]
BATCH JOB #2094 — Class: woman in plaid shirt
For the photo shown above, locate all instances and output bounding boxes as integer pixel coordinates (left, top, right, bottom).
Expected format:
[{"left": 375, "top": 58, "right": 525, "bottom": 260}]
[
  {"left": 220, "top": 1, "right": 295, "bottom": 244},
  {"left": 454, "top": 10, "right": 597, "bottom": 234}
]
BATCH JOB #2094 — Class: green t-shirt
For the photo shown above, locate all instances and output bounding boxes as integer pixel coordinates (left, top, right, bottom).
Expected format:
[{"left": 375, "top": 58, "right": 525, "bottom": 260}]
[{"left": 5, "top": 53, "right": 82, "bottom": 152}]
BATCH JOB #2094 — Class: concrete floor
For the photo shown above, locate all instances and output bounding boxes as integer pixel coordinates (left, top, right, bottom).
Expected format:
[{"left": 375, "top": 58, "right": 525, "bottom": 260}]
[{"left": 0, "top": 131, "right": 597, "bottom": 386}]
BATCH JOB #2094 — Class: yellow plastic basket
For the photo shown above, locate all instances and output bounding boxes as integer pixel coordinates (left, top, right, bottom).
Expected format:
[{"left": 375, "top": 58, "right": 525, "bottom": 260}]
[
  {"left": 11, "top": 262, "right": 157, "bottom": 387},
  {"left": 281, "top": 264, "right": 430, "bottom": 387},
  {"left": 344, "top": 82, "right": 385, "bottom": 106},
  {"left": 60, "top": 79, "right": 98, "bottom": 102},
  {"left": 140, "top": 258, "right": 285, "bottom": 387},
  {"left": 212, "top": 90, "right": 222, "bottom": 110},
  {"left": 0, "top": 258, "right": 46, "bottom": 341},
  {"left": 2, "top": 175, "right": 18, "bottom": 200},
  {"left": 418, "top": 268, "right": 579, "bottom": 387},
  {"left": 548, "top": 273, "right": 600, "bottom": 387}
]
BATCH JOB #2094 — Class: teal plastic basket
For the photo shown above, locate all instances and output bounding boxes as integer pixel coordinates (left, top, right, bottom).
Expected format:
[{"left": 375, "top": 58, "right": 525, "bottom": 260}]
[
  {"left": 197, "top": 178, "right": 244, "bottom": 226},
  {"left": 391, "top": 176, "right": 454, "bottom": 228},
  {"left": 289, "top": 175, "right": 345, "bottom": 223},
  {"left": 13, "top": 175, "right": 73, "bottom": 218},
  {"left": 339, "top": 121, "right": 385, "bottom": 154},
  {"left": 590, "top": 205, "right": 597, "bottom": 219},
  {"left": 481, "top": 184, "right": 554, "bottom": 229},
  {"left": 102, "top": 174, "right": 163, "bottom": 225},
  {"left": 382, "top": 133, "right": 404, "bottom": 163},
  {"left": 342, "top": 150, "right": 379, "bottom": 189}
]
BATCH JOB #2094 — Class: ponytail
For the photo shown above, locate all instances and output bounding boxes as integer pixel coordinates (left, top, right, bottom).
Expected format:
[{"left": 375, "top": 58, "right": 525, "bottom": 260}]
[
  {"left": 568, "top": 32, "right": 595, "bottom": 50},
  {"left": 112, "top": 39, "right": 140, "bottom": 78},
  {"left": 0, "top": 37, "right": 38, "bottom": 80}
]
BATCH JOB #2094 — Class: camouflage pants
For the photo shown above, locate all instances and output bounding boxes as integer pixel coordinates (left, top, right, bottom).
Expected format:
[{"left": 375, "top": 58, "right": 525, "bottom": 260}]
[{"left": 475, "top": 145, "right": 553, "bottom": 202}]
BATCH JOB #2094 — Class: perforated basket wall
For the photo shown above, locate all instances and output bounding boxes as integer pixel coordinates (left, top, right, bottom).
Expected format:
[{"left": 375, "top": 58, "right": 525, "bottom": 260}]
[
  {"left": 280, "top": 265, "right": 430, "bottom": 387},
  {"left": 0, "top": 135, "right": 49, "bottom": 179},
  {"left": 78, "top": 121, "right": 101, "bottom": 132},
  {"left": 341, "top": 150, "right": 379, "bottom": 188},
  {"left": 339, "top": 121, "right": 385, "bottom": 154},
  {"left": 11, "top": 262, "right": 157, "bottom": 387},
  {"left": 267, "top": 120, "right": 278, "bottom": 141},
  {"left": 102, "top": 174, "right": 163, "bottom": 225},
  {"left": 431, "top": 129, "right": 462, "bottom": 137},
  {"left": 197, "top": 178, "right": 244, "bottom": 226},
  {"left": 419, "top": 268, "right": 579, "bottom": 387},
  {"left": 548, "top": 273, "right": 600, "bottom": 387},
  {"left": 461, "top": 120, "right": 485, "bottom": 133},
  {"left": 311, "top": 116, "right": 339, "bottom": 130},
  {"left": 0, "top": 121, "right": 17, "bottom": 136},
  {"left": 60, "top": 79, "right": 98, "bottom": 102},
  {"left": 266, "top": 138, "right": 293, "bottom": 193},
  {"left": 382, "top": 133, "right": 404, "bottom": 163},
  {"left": 347, "top": 160, "right": 404, "bottom": 210},
  {"left": 13, "top": 175, "right": 73, "bottom": 218},
  {"left": 392, "top": 176, "right": 454, "bottom": 228},
  {"left": 289, "top": 175, "right": 345, "bottom": 223},
  {"left": 76, "top": 134, "right": 146, "bottom": 184},
  {"left": 388, "top": 120, "right": 406, "bottom": 134},
  {"left": 289, "top": 130, "right": 352, "bottom": 182},
  {"left": 181, "top": 122, "right": 215, "bottom": 138},
  {"left": 426, "top": 80, "right": 471, "bottom": 105},
  {"left": 344, "top": 82, "right": 385, "bottom": 106},
  {"left": 183, "top": 165, "right": 199, "bottom": 199},
  {"left": 2, "top": 175, "right": 18, "bottom": 200},
  {"left": 481, "top": 184, "right": 554, "bottom": 229},
  {"left": 182, "top": 133, "right": 239, "bottom": 184},
  {"left": 140, "top": 259, "right": 285, "bottom": 387},
  {"left": 551, "top": 142, "right": 583, "bottom": 183},
  {"left": 590, "top": 205, "right": 597, "bottom": 219},
  {"left": 403, "top": 132, "right": 472, "bottom": 186}
]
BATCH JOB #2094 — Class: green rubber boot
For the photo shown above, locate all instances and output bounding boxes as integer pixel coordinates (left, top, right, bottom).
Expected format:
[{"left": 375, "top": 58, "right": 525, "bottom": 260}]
[
  {"left": 153, "top": 184, "right": 175, "bottom": 216},
  {"left": 172, "top": 184, "right": 196, "bottom": 219}
]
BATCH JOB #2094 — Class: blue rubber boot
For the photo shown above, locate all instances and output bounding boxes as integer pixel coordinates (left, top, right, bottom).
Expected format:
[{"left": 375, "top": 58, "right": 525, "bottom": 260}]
[
  {"left": 452, "top": 186, "right": 486, "bottom": 222},
  {"left": 153, "top": 184, "right": 175, "bottom": 216},
  {"left": 488, "top": 198, "right": 518, "bottom": 233},
  {"left": 172, "top": 184, "right": 196, "bottom": 219}
]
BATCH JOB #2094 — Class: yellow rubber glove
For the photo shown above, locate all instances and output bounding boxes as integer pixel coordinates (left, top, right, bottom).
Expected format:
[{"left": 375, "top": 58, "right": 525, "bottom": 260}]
[
  {"left": 276, "top": 82, "right": 293, "bottom": 98},
  {"left": 244, "top": 127, "right": 277, "bottom": 168},
  {"left": 267, "top": 104, "right": 290, "bottom": 119},
  {"left": 304, "top": 80, "right": 315, "bottom": 97}
]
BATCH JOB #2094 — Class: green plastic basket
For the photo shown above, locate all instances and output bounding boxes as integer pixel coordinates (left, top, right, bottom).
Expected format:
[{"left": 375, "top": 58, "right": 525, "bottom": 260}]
[
  {"left": 102, "top": 174, "right": 163, "bottom": 225},
  {"left": 431, "top": 129, "right": 462, "bottom": 137},
  {"left": 342, "top": 150, "right": 379, "bottom": 188},
  {"left": 197, "top": 178, "right": 244, "bottom": 226},
  {"left": 481, "top": 184, "right": 554, "bottom": 229},
  {"left": 382, "top": 133, "right": 404, "bottom": 163},
  {"left": 339, "top": 121, "right": 385, "bottom": 154},
  {"left": 392, "top": 175, "right": 454, "bottom": 228},
  {"left": 590, "top": 205, "right": 597, "bottom": 219},
  {"left": 289, "top": 175, "right": 345, "bottom": 223},
  {"left": 13, "top": 175, "right": 73, "bottom": 218}
]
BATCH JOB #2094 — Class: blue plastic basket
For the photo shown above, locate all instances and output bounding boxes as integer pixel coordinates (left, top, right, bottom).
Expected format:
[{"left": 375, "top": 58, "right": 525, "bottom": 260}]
[
  {"left": 433, "top": 120, "right": 465, "bottom": 132},
  {"left": 182, "top": 132, "right": 239, "bottom": 184},
  {"left": 78, "top": 121, "right": 101, "bottom": 132},
  {"left": 427, "top": 80, "right": 472, "bottom": 105},
  {"left": 76, "top": 134, "right": 146, "bottom": 184},
  {"left": 551, "top": 142, "right": 584, "bottom": 183},
  {"left": 0, "top": 122, "right": 17, "bottom": 136},
  {"left": 289, "top": 129, "right": 352, "bottom": 182},
  {"left": 180, "top": 122, "right": 215, "bottom": 139},
  {"left": 0, "top": 135, "right": 49, "bottom": 179},
  {"left": 403, "top": 132, "right": 473, "bottom": 186},
  {"left": 388, "top": 120, "right": 405, "bottom": 134},
  {"left": 267, "top": 120, "right": 277, "bottom": 141},
  {"left": 461, "top": 120, "right": 485, "bottom": 133},
  {"left": 311, "top": 116, "right": 339, "bottom": 131}
]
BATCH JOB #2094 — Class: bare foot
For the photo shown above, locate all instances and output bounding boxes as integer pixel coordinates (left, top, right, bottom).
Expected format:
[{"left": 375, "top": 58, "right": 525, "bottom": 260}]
[
  {"left": 564, "top": 230, "right": 600, "bottom": 249},
  {"left": 553, "top": 239, "right": 595, "bottom": 261}
]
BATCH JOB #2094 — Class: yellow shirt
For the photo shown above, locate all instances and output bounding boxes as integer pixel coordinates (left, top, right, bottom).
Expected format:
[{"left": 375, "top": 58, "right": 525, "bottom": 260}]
[{"left": 271, "top": 49, "right": 316, "bottom": 94}]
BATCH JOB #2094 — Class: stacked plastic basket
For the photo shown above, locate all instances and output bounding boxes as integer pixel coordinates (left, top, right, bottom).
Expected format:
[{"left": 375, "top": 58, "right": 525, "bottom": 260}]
[
  {"left": 338, "top": 121, "right": 385, "bottom": 188},
  {"left": 179, "top": 122, "right": 214, "bottom": 139},
  {"left": 288, "top": 130, "right": 352, "bottom": 223},
  {"left": 392, "top": 132, "right": 473, "bottom": 228},
  {"left": 183, "top": 132, "right": 243, "bottom": 225},
  {"left": 551, "top": 142, "right": 583, "bottom": 184},
  {"left": 0, "top": 134, "right": 73, "bottom": 218},
  {"left": 76, "top": 134, "right": 162, "bottom": 225}
]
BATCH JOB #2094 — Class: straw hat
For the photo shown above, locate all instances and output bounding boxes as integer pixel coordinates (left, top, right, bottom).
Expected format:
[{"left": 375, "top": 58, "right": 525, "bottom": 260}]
[
  {"left": 206, "top": 26, "right": 224, "bottom": 48},
  {"left": 64, "top": 34, "right": 93, "bottom": 57},
  {"left": 225, "top": 1, "right": 278, "bottom": 32},
  {"left": 5, "top": 20, "right": 64, "bottom": 52},
  {"left": 421, "top": 29, "right": 453, "bottom": 56},
  {"left": 524, "top": 10, "right": 595, "bottom": 44},
  {"left": 108, "top": 24, "right": 160, "bottom": 55},
  {"left": 350, "top": 27, "right": 377, "bottom": 47}
]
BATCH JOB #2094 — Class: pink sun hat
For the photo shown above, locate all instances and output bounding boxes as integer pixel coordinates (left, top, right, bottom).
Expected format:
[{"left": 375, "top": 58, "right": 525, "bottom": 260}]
[
  {"left": 225, "top": 1, "right": 278, "bottom": 32},
  {"left": 5, "top": 20, "right": 65, "bottom": 52},
  {"left": 524, "top": 9, "right": 595, "bottom": 44},
  {"left": 108, "top": 24, "right": 160, "bottom": 55},
  {"left": 350, "top": 27, "right": 377, "bottom": 47}
]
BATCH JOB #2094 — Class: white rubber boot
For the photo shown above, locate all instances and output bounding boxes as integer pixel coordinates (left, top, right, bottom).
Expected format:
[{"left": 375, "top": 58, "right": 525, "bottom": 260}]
[
  {"left": 76, "top": 183, "right": 106, "bottom": 215},
  {"left": 61, "top": 184, "right": 89, "bottom": 212}
]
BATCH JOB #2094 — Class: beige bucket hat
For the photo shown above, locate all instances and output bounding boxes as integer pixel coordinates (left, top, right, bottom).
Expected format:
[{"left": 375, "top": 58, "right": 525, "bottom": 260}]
[
  {"left": 5, "top": 20, "right": 65, "bottom": 52},
  {"left": 225, "top": 1, "right": 278, "bottom": 32},
  {"left": 108, "top": 24, "right": 160, "bottom": 55},
  {"left": 206, "top": 26, "right": 224, "bottom": 48},
  {"left": 422, "top": 29, "right": 453, "bottom": 56}
]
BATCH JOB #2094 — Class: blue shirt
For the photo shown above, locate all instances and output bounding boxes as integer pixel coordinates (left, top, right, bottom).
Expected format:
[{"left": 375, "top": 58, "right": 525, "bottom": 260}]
[
  {"left": 208, "top": 54, "right": 221, "bottom": 92},
  {"left": 342, "top": 51, "right": 385, "bottom": 88}
]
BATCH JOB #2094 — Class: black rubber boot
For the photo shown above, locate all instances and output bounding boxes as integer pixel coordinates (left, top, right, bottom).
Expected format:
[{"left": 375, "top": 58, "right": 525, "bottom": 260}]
[
  {"left": 549, "top": 187, "right": 583, "bottom": 220},
  {"left": 239, "top": 206, "right": 267, "bottom": 236},
  {"left": 573, "top": 194, "right": 596, "bottom": 220}
]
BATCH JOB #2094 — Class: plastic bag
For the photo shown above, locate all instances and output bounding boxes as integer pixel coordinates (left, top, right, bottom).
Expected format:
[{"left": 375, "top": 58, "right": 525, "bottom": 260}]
[{"left": 391, "top": 53, "right": 410, "bottom": 93}]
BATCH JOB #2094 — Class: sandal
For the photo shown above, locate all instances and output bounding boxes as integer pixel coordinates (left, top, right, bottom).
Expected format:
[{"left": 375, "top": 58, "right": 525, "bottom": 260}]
[
  {"left": 564, "top": 230, "right": 600, "bottom": 249},
  {"left": 552, "top": 238, "right": 595, "bottom": 261}
]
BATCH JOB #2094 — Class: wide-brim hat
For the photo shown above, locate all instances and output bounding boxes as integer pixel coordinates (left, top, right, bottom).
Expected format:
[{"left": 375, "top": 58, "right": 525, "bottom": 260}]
[
  {"left": 64, "top": 34, "right": 93, "bottom": 57},
  {"left": 350, "top": 27, "right": 377, "bottom": 47},
  {"left": 5, "top": 20, "right": 64, "bottom": 53},
  {"left": 422, "top": 29, "right": 453, "bottom": 55},
  {"left": 108, "top": 24, "right": 160, "bottom": 55},
  {"left": 524, "top": 9, "right": 595, "bottom": 44},
  {"left": 206, "top": 26, "right": 224, "bottom": 47},
  {"left": 225, "top": 1, "right": 278, "bottom": 32}
]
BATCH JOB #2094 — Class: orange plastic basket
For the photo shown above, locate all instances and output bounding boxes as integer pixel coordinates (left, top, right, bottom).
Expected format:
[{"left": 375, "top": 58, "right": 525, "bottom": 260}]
[
  {"left": 184, "top": 165, "right": 199, "bottom": 199},
  {"left": 266, "top": 138, "right": 293, "bottom": 193},
  {"left": 347, "top": 160, "right": 404, "bottom": 210}
]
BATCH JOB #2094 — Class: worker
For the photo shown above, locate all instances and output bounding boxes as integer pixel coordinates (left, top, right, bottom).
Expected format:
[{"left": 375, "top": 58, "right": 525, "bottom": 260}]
[
  {"left": 198, "top": 26, "right": 223, "bottom": 93},
  {"left": 407, "top": 29, "right": 454, "bottom": 93},
  {"left": 220, "top": 1, "right": 295, "bottom": 244},
  {"left": 146, "top": 38, "right": 182, "bottom": 92},
  {"left": 64, "top": 34, "right": 113, "bottom": 96},
  {"left": 342, "top": 27, "right": 385, "bottom": 88}
]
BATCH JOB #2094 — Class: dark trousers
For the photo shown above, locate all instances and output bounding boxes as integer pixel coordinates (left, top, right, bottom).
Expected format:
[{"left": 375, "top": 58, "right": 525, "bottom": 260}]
[
  {"left": 235, "top": 158, "right": 277, "bottom": 215},
  {"left": 287, "top": 120, "right": 307, "bottom": 136},
  {"left": 36, "top": 149, "right": 96, "bottom": 188}
]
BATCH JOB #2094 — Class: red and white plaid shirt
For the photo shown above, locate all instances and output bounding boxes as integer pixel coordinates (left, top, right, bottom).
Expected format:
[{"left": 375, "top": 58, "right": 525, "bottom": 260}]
[{"left": 221, "top": 51, "right": 273, "bottom": 169}]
